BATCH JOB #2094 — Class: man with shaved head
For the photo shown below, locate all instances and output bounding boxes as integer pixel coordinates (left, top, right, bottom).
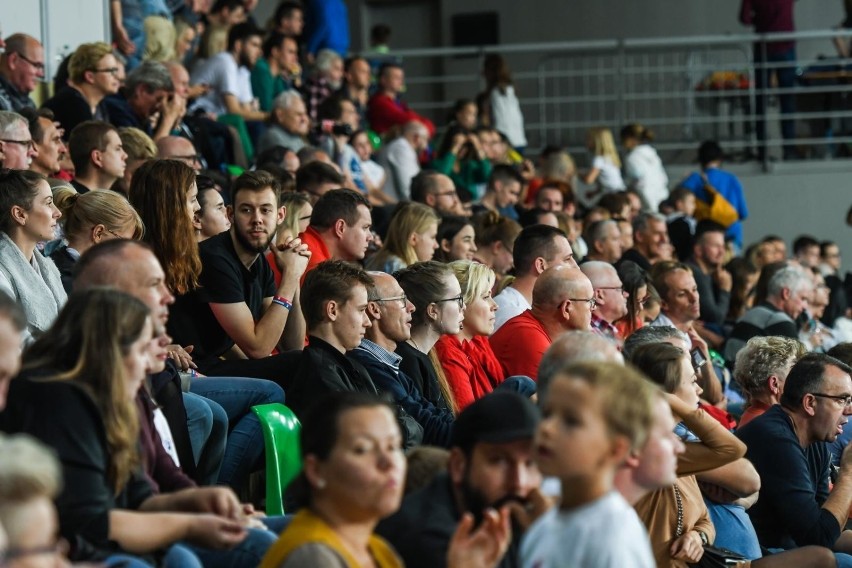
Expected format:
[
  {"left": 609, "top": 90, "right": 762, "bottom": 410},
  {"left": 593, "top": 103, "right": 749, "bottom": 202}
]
[
  {"left": 0, "top": 34, "right": 43, "bottom": 112},
  {"left": 493, "top": 224, "right": 577, "bottom": 331},
  {"left": 490, "top": 266, "right": 595, "bottom": 380},
  {"left": 157, "top": 135, "right": 202, "bottom": 171},
  {"left": 581, "top": 260, "right": 629, "bottom": 342}
]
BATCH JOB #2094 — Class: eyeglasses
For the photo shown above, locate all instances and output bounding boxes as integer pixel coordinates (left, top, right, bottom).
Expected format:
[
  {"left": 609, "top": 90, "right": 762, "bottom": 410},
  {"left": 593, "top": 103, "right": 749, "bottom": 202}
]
[
  {"left": 13, "top": 51, "right": 45, "bottom": 72},
  {"left": 0, "top": 138, "right": 34, "bottom": 150},
  {"left": 638, "top": 295, "right": 651, "bottom": 308},
  {"left": 811, "top": 393, "right": 852, "bottom": 407},
  {"left": 433, "top": 190, "right": 458, "bottom": 199},
  {"left": 568, "top": 297, "right": 597, "bottom": 310},
  {"left": 172, "top": 153, "right": 202, "bottom": 164},
  {"left": 597, "top": 285, "right": 624, "bottom": 294},
  {"left": 105, "top": 228, "right": 125, "bottom": 239},
  {"left": 91, "top": 67, "right": 121, "bottom": 76},
  {"left": 373, "top": 294, "right": 407, "bottom": 307},
  {"left": 435, "top": 294, "right": 465, "bottom": 309}
]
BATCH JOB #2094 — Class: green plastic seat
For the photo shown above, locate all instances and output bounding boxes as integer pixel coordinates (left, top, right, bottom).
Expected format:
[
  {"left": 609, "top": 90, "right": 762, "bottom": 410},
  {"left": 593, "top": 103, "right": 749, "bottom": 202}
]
[{"left": 251, "top": 403, "right": 302, "bottom": 515}]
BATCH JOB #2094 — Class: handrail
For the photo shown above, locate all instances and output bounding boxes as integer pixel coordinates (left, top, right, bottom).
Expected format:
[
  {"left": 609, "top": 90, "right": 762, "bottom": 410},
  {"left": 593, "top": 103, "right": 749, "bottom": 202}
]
[{"left": 384, "top": 29, "right": 852, "bottom": 58}]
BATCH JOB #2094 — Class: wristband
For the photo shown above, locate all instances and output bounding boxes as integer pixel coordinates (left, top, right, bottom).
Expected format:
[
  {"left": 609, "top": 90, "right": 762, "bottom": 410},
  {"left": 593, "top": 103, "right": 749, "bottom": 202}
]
[{"left": 272, "top": 295, "right": 293, "bottom": 310}]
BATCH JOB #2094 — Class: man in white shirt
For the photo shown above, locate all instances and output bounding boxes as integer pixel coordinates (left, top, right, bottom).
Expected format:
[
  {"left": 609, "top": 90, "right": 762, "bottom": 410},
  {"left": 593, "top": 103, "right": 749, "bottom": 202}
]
[
  {"left": 493, "top": 225, "right": 577, "bottom": 331},
  {"left": 190, "top": 22, "right": 268, "bottom": 123},
  {"left": 378, "top": 120, "right": 429, "bottom": 201}
]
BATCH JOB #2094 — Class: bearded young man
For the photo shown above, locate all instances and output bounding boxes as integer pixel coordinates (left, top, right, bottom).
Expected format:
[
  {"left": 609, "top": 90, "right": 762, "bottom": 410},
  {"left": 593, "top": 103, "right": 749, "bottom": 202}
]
[{"left": 167, "top": 170, "right": 310, "bottom": 388}]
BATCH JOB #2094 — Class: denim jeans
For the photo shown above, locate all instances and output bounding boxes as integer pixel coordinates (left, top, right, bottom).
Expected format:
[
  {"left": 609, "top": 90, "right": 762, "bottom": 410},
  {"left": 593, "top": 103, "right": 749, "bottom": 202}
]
[
  {"left": 496, "top": 375, "right": 537, "bottom": 398},
  {"left": 189, "top": 377, "right": 285, "bottom": 489},
  {"left": 182, "top": 391, "right": 227, "bottom": 485},
  {"left": 754, "top": 46, "right": 797, "bottom": 144},
  {"left": 186, "top": 527, "right": 278, "bottom": 568}
]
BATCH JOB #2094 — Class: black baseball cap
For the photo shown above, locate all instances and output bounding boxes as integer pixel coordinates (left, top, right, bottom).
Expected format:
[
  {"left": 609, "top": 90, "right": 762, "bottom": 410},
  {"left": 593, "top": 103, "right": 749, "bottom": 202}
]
[{"left": 451, "top": 391, "right": 540, "bottom": 453}]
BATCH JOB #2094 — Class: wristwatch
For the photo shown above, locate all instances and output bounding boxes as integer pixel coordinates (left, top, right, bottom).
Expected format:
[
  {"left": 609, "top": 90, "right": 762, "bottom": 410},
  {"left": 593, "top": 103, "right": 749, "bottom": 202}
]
[{"left": 697, "top": 530, "right": 709, "bottom": 546}]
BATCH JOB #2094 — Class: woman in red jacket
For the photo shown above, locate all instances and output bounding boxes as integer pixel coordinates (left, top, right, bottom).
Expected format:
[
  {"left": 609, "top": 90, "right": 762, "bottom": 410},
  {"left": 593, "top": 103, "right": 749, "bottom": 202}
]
[{"left": 434, "top": 260, "right": 535, "bottom": 410}]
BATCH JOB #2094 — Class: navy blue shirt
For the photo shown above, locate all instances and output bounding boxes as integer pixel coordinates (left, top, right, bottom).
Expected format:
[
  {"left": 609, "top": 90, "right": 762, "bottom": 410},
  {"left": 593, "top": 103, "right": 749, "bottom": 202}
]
[{"left": 736, "top": 404, "right": 838, "bottom": 549}]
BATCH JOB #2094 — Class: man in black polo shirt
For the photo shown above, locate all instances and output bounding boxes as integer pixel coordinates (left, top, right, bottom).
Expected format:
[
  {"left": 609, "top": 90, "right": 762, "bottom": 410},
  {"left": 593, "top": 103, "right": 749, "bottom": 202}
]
[
  {"left": 285, "top": 260, "right": 381, "bottom": 417},
  {"left": 168, "top": 170, "right": 309, "bottom": 388}
]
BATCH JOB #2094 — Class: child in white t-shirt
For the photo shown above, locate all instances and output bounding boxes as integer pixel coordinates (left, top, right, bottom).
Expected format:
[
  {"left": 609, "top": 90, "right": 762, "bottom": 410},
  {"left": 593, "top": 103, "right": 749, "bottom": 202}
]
[
  {"left": 521, "top": 363, "right": 657, "bottom": 568},
  {"left": 350, "top": 130, "right": 394, "bottom": 205}
]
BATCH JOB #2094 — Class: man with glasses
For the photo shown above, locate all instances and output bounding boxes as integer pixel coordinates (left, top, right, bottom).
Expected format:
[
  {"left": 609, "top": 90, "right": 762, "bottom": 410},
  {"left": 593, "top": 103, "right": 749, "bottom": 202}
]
[
  {"left": 494, "top": 224, "right": 577, "bottom": 331},
  {"left": 737, "top": 353, "right": 852, "bottom": 564},
  {"left": 0, "top": 34, "right": 44, "bottom": 112},
  {"left": 157, "top": 135, "right": 202, "bottom": 172},
  {"left": 0, "top": 110, "right": 36, "bottom": 170},
  {"left": 581, "top": 261, "right": 628, "bottom": 342},
  {"left": 410, "top": 170, "right": 468, "bottom": 217},
  {"left": 349, "top": 271, "right": 453, "bottom": 447},
  {"left": 42, "top": 42, "right": 120, "bottom": 138},
  {"left": 490, "top": 267, "right": 594, "bottom": 380}
]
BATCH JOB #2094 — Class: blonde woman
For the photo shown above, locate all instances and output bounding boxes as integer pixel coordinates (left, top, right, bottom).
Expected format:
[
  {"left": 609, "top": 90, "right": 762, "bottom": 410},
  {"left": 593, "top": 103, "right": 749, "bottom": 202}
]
[
  {"left": 365, "top": 202, "right": 440, "bottom": 274},
  {"left": 50, "top": 185, "right": 144, "bottom": 292},
  {"left": 581, "top": 127, "right": 626, "bottom": 206},
  {"left": 433, "top": 260, "right": 535, "bottom": 410}
]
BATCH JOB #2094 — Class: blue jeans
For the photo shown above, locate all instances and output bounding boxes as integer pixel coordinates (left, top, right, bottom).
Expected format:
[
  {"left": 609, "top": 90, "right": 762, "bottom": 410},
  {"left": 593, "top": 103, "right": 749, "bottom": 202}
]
[
  {"left": 189, "top": 377, "right": 285, "bottom": 489},
  {"left": 754, "top": 46, "right": 797, "bottom": 144},
  {"left": 104, "top": 544, "right": 202, "bottom": 568},
  {"left": 182, "top": 392, "right": 227, "bottom": 485},
  {"left": 186, "top": 527, "right": 277, "bottom": 568},
  {"left": 496, "top": 375, "right": 537, "bottom": 398}
]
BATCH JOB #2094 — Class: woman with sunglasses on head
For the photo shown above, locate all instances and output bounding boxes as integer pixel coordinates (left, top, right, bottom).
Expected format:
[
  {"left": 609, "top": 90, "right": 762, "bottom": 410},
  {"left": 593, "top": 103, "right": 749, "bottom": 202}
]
[
  {"left": 0, "top": 169, "right": 65, "bottom": 346},
  {"left": 394, "top": 261, "right": 466, "bottom": 414},
  {"left": 433, "top": 260, "right": 536, "bottom": 411}
]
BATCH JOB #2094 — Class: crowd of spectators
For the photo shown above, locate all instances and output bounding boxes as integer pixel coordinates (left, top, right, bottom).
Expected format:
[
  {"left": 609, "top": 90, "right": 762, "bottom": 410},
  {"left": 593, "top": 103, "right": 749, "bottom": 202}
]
[{"left": 0, "top": 0, "right": 851, "bottom": 566}]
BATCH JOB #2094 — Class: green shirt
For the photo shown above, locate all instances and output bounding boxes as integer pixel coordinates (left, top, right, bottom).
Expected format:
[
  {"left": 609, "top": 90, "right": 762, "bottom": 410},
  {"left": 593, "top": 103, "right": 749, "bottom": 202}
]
[{"left": 250, "top": 57, "right": 290, "bottom": 112}]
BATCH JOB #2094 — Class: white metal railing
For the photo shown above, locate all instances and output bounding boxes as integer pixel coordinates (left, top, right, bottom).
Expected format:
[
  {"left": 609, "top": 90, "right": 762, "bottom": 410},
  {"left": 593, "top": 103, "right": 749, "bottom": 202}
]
[{"left": 379, "top": 29, "right": 852, "bottom": 166}]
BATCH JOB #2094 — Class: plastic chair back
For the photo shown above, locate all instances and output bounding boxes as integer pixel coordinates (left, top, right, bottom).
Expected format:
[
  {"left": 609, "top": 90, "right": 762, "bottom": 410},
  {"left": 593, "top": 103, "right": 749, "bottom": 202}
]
[{"left": 251, "top": 403, "right": 302, "bottom": 515}]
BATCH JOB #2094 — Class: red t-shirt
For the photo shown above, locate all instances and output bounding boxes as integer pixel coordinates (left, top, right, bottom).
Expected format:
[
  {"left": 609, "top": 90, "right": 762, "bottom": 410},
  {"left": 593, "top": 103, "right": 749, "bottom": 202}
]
[
  {"left": 299, "top": 225, "right": 331, "bottom": 285},
  {"left": 489, "top": 310, "right": 551, "bottom": 381},
  {"left": 434, "top": 335, "right": 506, "bottom": 411}
]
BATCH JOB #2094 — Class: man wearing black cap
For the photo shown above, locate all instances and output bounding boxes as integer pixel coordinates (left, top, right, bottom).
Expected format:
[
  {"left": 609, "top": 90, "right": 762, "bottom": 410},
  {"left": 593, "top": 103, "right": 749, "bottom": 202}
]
[{"left": 377, "top": 391, "right": 543, "bottom": 568}]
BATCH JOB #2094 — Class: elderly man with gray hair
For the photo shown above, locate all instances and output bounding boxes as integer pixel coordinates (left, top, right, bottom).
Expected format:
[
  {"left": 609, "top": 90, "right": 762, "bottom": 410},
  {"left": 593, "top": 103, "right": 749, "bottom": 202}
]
[
  {"left": 734, "top": 335, "right": 807, "bottom": 428},
  {"left": 0, "top": 110, "right": 35, "bottom": 170},
  {"left": 305, "top": 48, "right": 344, "bottom": 122},
  {"left": 378, "top": 120, "right": 430, "bottom": 201},
  {"left": 104, "top": 60, "right": 184, "bottom": 141},
  {"left": 257, "top": 89, "right": 309, "bottom": 154},
  {"left": 725, "top": 265, "right": 814, "bottom": 362}
]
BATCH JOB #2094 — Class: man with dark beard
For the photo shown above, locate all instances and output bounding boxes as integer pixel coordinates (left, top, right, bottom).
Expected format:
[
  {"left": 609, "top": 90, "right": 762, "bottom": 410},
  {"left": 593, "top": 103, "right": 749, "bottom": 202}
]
[
  {"left": 189, "top": 22, "right": 269, "bottom": 123},
  {"left": 168, "top": 170, "right": 310, "bottom": 389},
  {"left": 377, "top": 392, "right": 543, "bottom": 568}
]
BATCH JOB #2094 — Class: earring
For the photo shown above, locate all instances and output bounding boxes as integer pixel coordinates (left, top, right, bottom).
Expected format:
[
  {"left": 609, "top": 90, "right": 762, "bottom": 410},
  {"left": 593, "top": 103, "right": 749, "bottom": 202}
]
[{"left": 316, "top": 478, "right": 326, "bottom": 489}]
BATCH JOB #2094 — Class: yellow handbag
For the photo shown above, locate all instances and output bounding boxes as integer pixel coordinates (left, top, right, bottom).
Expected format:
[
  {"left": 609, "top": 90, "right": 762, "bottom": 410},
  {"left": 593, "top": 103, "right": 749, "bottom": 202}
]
[{"left": 693, "top": 173, "right": 739, "bottom": 228}]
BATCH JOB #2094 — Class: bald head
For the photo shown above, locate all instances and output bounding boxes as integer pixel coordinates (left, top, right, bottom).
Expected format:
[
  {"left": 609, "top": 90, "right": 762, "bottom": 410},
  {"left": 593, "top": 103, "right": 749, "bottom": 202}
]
[
  {"left": 538, "top": 331, "right": 624, "bottom": 399},
  {"left": 582, "top": 260, "right": 627, "bottom": 324},
  {"left": 157, "top": 136, "right": 200, "bottom": 171},
  {"left": 532, "top": 267, "right": 591, "bottom": 308}
]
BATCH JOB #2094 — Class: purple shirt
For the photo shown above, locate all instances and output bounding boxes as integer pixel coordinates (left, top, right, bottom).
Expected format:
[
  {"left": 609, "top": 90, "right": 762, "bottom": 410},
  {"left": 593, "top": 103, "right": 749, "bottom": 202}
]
[{"left": 740, "top": 0, "right": 795, "bottom": 53}]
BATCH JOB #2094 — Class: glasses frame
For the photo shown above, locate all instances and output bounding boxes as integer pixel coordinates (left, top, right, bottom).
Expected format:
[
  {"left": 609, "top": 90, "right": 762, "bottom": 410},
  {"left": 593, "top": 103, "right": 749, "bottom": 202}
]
[
  {"left": 91, "top": 67, "right": 121, "bottom": 76},
  {"left": 811, "top": 393, "right": 852, "bottom": 407},
  {"left": 597, "top": 285, "right": 624, "bottom": 294},
  {"left": 13, "top": 51, "right": 45, "bottom": 72},
  {"left": 372, "top": 294, "right": 408, "bottom": 308},
  {"left": 567, "top": 297, "right": 598, "bottom": 310},
  {"left": 435, "top": 294, "right": 465, "bottom": 309},
  {"left": 0, "top": 138, "right": 34, "bottom": 151}
]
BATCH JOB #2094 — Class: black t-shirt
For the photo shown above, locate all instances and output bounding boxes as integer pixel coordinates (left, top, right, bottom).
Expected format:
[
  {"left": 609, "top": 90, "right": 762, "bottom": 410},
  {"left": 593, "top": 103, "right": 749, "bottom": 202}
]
[{"left": 167, "top": 231, "right": 275, "bottom": 363}]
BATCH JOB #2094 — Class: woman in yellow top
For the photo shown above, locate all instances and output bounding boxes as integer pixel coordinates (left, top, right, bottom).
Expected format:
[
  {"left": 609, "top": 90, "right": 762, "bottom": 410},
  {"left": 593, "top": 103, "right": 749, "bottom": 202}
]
[{"left": 261, "top": 392, "right": 511, "bottom": 568}]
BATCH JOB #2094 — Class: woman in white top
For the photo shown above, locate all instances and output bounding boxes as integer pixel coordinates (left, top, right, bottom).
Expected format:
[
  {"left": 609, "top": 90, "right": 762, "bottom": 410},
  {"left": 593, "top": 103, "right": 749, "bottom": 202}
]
[
  {"left": 477, "top": 54, "right": 528, "bottom": 151},
  {"left": 0, "top": 169, "right": 66, "bottom": 345},
  {"left": 580, "top": 127, "right": 625, "bottom": 207},
  {"left": 621, "top": 124, "right": 669, "bottom": 213}
]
